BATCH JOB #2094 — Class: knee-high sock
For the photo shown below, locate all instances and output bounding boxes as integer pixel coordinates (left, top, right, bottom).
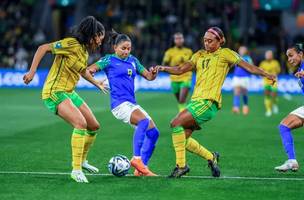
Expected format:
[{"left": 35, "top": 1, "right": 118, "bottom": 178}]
[
  {"left": 133, "top": 118, "right": 150, "bottom": 157},
  {"left": 82, "top": 130, "right": 98, "bottom": 162},
  {"left": 279, "top": 124, "right": 296, "bottom": 159},
  {"left": 264, "top": 96, "right": 272, "bottom": 112},
  {"left": 172, "top": 126, "right": 186, "bottom": 167},
  {"left": 186, "top": 137, "right": 213, "bottom": 160},
  {"left": 71, "top": 128, "right": 86, "bottom": 170},
  {"left": 233, "top": 95, "right": 240, "bottom": 108},
  {"left": 243, "top": 94, "right": 248, "bottom": 106},
  {"left": 141, "top": 127, "right": 159, "bottom": 166}
]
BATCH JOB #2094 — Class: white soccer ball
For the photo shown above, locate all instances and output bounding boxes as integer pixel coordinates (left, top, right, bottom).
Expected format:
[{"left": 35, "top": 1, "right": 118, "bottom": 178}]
[{"left": 108, "top": 154, "right": 131, "bottom": 177}]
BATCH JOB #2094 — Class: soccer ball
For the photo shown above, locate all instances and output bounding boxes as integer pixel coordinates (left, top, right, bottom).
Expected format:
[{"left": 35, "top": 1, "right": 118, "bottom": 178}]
[{"left": 108, "top": 154, "right": 131, "bottom": 177}]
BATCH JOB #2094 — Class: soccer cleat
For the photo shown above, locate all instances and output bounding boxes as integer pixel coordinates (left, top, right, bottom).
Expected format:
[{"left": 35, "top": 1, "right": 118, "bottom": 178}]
[
  {"left": 232, "top": 107, "right": 240, "bottom": 114},
  {"left": 242, "top": 105, "right": 249, "bottom": 115},
  {"left": 168, "top": 165, "right": 190, "bottom": 178},
  {"left": 208, "top": 152, "right": 220, "bottom": 177},
  {"left": 265, "top": 110, "right": 272, "bottom": 117},
  {"left": 130, "top": 158, "right": 152, "bottom": 176},
  {"left": 71, "top": 170, "right": 89, "bottom": 183},
  {"left": 82, "top": 160, "right": 99, "bottom": 173},
  {"left": 275, "top": 160, "right": 299, "bottom": 172},
  {"left": 273, "top": 105, "right": 279, "bottom": 114},
  {"left": 134, "top": 168, "right": 158, "bottom": 177}
]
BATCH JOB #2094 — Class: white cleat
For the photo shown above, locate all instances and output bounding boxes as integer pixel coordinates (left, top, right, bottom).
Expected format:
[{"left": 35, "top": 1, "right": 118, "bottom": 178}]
[
  {"left": 265, "top": 110, "right": 272, "bottom": 117},
  {"left": 273, "top": 105, "right": 279, "bottom": 114},
  {"left": 82, "top": 160, "right": 99, "bottom": 173},
  {"left": 275, "top": 160, "right": 299, "bottom": 172},
  {"left": 71, "top": 170, "right": 89, "bottom": 183}
]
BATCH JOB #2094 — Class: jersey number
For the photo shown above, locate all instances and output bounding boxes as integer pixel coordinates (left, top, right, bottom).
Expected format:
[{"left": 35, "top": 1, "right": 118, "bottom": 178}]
[
  {"left": 128, "top": 69, "right": 133, "bottom": 77},
  {"left": 202, "top": 59, "right": 211, "bottom": 69}
]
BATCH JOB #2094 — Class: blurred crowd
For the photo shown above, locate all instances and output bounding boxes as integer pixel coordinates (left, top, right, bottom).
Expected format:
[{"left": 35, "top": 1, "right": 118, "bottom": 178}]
[{"left": 0, "top": 0, "right": 302, "bottom": 73}]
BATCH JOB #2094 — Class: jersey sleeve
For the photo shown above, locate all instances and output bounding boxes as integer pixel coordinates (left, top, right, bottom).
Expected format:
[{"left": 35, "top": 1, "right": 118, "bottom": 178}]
[
  {"left": 51, "top": 38, "right": 77, "bottom": 56},
  {"left": 95, "top": 55, "right": 111, "bottom": 71},
  {"left": 134, "top": 57, "right": 145, "bottom": 74},
  {"left": 222, "top": 48, "right": 241, "bottom": 66},
  {"left": 162, "top": 49, "right": 171, "bottom": 65}
]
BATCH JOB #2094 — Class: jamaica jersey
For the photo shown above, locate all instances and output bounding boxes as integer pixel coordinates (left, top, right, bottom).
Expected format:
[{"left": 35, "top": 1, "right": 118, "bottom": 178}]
[
  {"left": 190, "top": 48, "right": 241, "bottom": 108},
  {"left": 42, "top": 37, "right": 88, "bottom": 99},
  {"left": 163, "top": 46, "right": 193, "bottom": 82},
  {"left": 259, "top": 59, "right": 280, "bottom": 86}
]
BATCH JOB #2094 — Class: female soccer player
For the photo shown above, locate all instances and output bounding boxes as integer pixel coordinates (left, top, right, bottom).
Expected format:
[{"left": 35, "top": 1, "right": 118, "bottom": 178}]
[
  {"left": 23, "top": 16, "right": 108, "bottom": 183},
  {"left": 232, "top": 46, "right": 253, "bottom": 115},
  {"left": 275, "top": 43, "right": 304, "bottom": 172},
  {"left": 259, "top": 50, "right": 281, "bottom": 117},
  {"left": 88, "top": 34, "right": 159, "bottom": 176},
  {"left": 162, "top": 32, "right": 193, "bottom": 112},
  {"left": 156, "top": 27, "right": 276, "bottom": 178}
]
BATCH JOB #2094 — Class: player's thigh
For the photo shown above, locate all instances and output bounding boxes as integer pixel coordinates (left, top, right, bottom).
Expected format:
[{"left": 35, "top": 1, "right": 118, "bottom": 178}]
[
  {"left": 130, "top": 106, "right": 155, "bottom": 128},
  {"left": 179, "top": 87, "right": 190, "bottom": 103},
  {"left": 170, "top": 109, "right": 197, "bottom": 128},
  {"left": 281, "top": 114, "right": 304, "bottom": 129},
  {"left": 57, "top": 99, "right": 87, "bottom": 129},
  {"left": 78, "top": 102, "right": 100, "bottom": 131},
  {"left": 234, "top": 86, "right": 241, "bottom": 95}
]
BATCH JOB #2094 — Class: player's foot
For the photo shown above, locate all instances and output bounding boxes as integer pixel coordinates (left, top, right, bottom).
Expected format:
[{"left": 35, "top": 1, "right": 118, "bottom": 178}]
[
  {"left": 265, "top": 110, "right": 272, "bottom": 117},
  {"left": 71, "top": 170, "right": 89, "bottom": 183},
  {"left": 275, "top": 159, "right": 299, "bottom": 172},
  {"left": 272, "top": 105, "right": 279, "bottom": 114},
  {"left": 130, "top": 157, "right": 151, "bottom": 176},
  {"left": 82, "top": 160, "right": 99, "bottom": 173},
  {"left": 242, "top": 105, "right": 249, "bottom": 115},
  {"left": 168, "top": 165, "right": 190, "bottom": 178},
  {"left": 134, "top": 168, "right": 158, "bottom": 177},
  {"left": 208, "top": 152, "right": 220, "bottom": 177},
  {"left": 232, "top": 107, "right": 240, "bottom": 114}
]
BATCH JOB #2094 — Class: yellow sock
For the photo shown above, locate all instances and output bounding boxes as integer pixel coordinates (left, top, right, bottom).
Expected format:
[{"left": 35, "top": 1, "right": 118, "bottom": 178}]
[
  {"left": 264, "top": 96, "right": 272, "bottom": 112},
  {"left": 172, "top": 126, "right": 186, "bottom": 167},
  {"left": 186, "top": 137, "right": 213, "bottom": 160},
  {"left": 178, "top": 103, "right": 186, "bottom": 112},
  {"left": 71, "top": 128, "right": 86, "bottom": 170},
  {"left": 82, "top": 130, "right": 97, "bottom": 162}
]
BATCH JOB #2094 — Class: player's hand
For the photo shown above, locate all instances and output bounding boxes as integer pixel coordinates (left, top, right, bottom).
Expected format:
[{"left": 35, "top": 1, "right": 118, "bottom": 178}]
[
  {"left": 149, "top": 66, "right": 158, "bottom": 74},
  {"left": 88, "top": 68, "right": 96, "bottom": 76},
  {"left": 23, "top": 71, "right": 35, "bottom": 85},
  {"left": 155, "top": 65, "right": 165, "bottom": 72},
  {"left": 97, "top": 79, "right": 110, "bottom": 94},
  {"left": 265, "top": 73, "right": 276, "bottom": 85},
  {"left": 295, "top": 71, "right": 304, "bottom": 78}
]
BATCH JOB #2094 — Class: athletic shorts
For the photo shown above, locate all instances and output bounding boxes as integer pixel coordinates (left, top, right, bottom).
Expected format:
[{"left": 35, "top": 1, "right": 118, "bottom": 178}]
[
  {"left": 111, "top": 101, "right": 151, "bottom": 124},
  {"left": 43, "top": 91, "right": 84, "bottom": 114},
  {"left": 264, "top": 84, "right": 278, "bottom": 92},
  {"left": 171, "top": 81, "right": 191, "bottom": 94},
  {"left": 290, "top": 106, "right": 304, "bottom": 119},
  {"left": 232, "top": 77, "right": 250, "bottom": 89},
  {"left": 186, "top": 99, "right": 218, "bottom": 126}
]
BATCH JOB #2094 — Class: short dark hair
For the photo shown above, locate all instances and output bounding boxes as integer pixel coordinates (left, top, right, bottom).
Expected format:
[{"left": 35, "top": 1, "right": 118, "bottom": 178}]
[
  {"left": 70, "top": 16, "right": 105, "bottom": 46},
  {"left": 114, "top": 34, "right": 131, "bottom": 46}
]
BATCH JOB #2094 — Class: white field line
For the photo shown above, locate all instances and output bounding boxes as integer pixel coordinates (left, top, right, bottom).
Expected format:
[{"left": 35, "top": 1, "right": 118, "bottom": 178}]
[{"left": 0, "top": 171, "right": 304, "bottom": 181}]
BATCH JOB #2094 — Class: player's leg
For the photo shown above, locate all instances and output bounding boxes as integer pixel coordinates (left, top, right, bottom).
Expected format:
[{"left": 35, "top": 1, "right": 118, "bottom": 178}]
[
  {"left": 275, "top": 108, "right": 304, "bottom": 172},
  {"left": 171, "top": 82, "right": 182, "bottom": 111},
  {"left": 57, "top": 97, "right": 88, "bottom": 183},
  {"left": 232, "top": 86, "right": 241, "bottom": 114},
  {"left": 241, "top": 87, "right": 249, "bottom": 115},
  {"left": 178, "top": 81, "right": 191, "bottom": 112},
  {"left": 264, "top": 86, "right": 272, "bottom": 117},
  {"left": 271, "top": 88, "right": 279, "bottom": 114}
]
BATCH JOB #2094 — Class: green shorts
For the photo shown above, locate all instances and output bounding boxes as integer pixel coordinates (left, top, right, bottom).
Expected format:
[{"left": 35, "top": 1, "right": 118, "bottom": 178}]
[
  {"left": 264, "top": 84, "right": 278, "bottom": 92},
  {"left": 43, "top": 91, "right": 84, "bottom": 114},
  {"left": 186, "top": 99, "right": 218, "bottom": 126},
  {"left": 171, "top": 81, "right": 191, "bottom": 94}
]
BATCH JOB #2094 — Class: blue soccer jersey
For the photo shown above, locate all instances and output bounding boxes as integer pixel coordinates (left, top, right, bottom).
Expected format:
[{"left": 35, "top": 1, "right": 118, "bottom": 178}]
[
  {"left": 95, "top": 54, "right": 145, "bottom": 109},
  {"left": 233, "top": 55, "right": 253, "bottom": 77},
  {"left": 297, "top": 61, "right": 304, "bottom": 93}
]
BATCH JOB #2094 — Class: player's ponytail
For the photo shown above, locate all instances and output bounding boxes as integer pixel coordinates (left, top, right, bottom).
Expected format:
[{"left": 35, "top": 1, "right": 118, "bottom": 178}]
[{"left": 207, "top": 27, "right": 226, "bottom": 46}]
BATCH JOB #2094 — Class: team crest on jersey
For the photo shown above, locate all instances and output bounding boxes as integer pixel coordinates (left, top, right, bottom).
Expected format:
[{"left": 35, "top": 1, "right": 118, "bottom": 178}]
[{"left": 55, "top": 42, "right": 62, "bottom": 49}]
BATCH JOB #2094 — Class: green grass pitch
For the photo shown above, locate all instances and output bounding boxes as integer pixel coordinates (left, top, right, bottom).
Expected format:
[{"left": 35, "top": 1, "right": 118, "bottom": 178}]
[{"left": 1, "top": 88, "right": 304, "bottom": 200}]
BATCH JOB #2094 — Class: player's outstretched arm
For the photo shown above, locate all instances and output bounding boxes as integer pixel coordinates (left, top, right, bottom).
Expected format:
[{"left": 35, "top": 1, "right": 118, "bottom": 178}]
[
  {"left": 141, "top": 67, "right": 158, "bottom": 81},
  {"left": 156, "top": 62, "right": 193, "bottom": 75},
  {"left": 23, "top": 43, "right": 52, "bottom": 84},
  {"left": 238, "top": 60, "right": 276, "bottom": 84},
  {"left": 83, "top": 64, "right": 109, "bottom": 94}
]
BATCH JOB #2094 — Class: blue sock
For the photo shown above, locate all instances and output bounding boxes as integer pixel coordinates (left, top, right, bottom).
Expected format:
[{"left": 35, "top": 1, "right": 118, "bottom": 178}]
[
  {"left": 133, "top": 118, "right": 150, "bottom": 156},
  {"left": 233, "top": 95, "right": 240, "bottom": 107},
  {"left": 243, "top": 94, "right": 248, "bottom": 105},
  {"left": 141, "top": 127, "right": 159, "bottom": 166},
  {"left": 278, "top": 124, "right": 296, "bottom": 159}
]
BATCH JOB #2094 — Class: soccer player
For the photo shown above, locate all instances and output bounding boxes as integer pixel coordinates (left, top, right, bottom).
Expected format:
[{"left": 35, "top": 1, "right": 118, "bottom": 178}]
[
  {"left": 156, "top": 27, "right": 276, "bottom": 178},
  {"left": 23, "top": 16, "right": 108, "bottom": 183},
  {"left": 275, "top": 43, "right": 304, "bottom": 172},
  {"left": 162, "top": 32, "right": 193, "bottom": 112},
  {"left": 232, "top": 46, "right": 253, "bottom": 115},
  {"left": 88, "top": 34, "right": 159, "bottom": 176},
  {"left": 259, "top": 50, "right": 281, "bottom": 117}
]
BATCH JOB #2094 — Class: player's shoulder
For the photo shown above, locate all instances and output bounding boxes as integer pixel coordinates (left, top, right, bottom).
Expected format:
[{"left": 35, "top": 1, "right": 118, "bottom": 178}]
[
  {"left": 62, "top": 37, "right": 81, "bottom": 47},
  {"left": 193, "top": 49, "right": 206, "bottom": 56},
  {"left": 220, "top": 47, "right": 237, "bottom": 54}
]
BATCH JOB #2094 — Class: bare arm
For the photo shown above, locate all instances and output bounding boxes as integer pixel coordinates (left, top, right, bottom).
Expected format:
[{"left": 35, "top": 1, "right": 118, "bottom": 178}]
[
  {"left": 238, "top": 60, "right": 276, "bottom": 83},
  {"left": 157, "top": 62, "right": 194, "bottom": 75},
  {"left": 141, "top": 67, "right": 158, "bottom": 81},
  {"left": 81, "top": 68, "right": 109, "bottom": 94},
  {"left": 23, "top": 43, "right": 52, "bottom": 84}
]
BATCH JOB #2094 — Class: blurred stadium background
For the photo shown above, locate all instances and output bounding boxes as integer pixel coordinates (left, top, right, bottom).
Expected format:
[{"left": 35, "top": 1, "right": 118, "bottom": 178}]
[{"left": 1, "top": 0, "right": 304, "bottom": 200}]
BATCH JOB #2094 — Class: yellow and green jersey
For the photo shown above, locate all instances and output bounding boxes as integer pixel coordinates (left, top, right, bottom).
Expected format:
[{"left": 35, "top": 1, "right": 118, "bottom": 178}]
[
  {"left": 162, "top": 46, "right": 193, "bottom": 82},
  {"left": 259, "top": 59, "right": 280, "bottom": 86},
  {"left": 190, "top": 48, "right": 241, "bottom": 108},
  {"left": 42, "top": 37, "right": 88, "bottom": 99}
]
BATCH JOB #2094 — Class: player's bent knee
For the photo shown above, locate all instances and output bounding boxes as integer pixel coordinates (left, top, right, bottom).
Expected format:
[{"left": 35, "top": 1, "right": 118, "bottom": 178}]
[
  {"left": 170, "top": 118, "right": 182, "bottom": 128},
  {"left": 74, "top": 119, "right": 87, "bottom": 130}
]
